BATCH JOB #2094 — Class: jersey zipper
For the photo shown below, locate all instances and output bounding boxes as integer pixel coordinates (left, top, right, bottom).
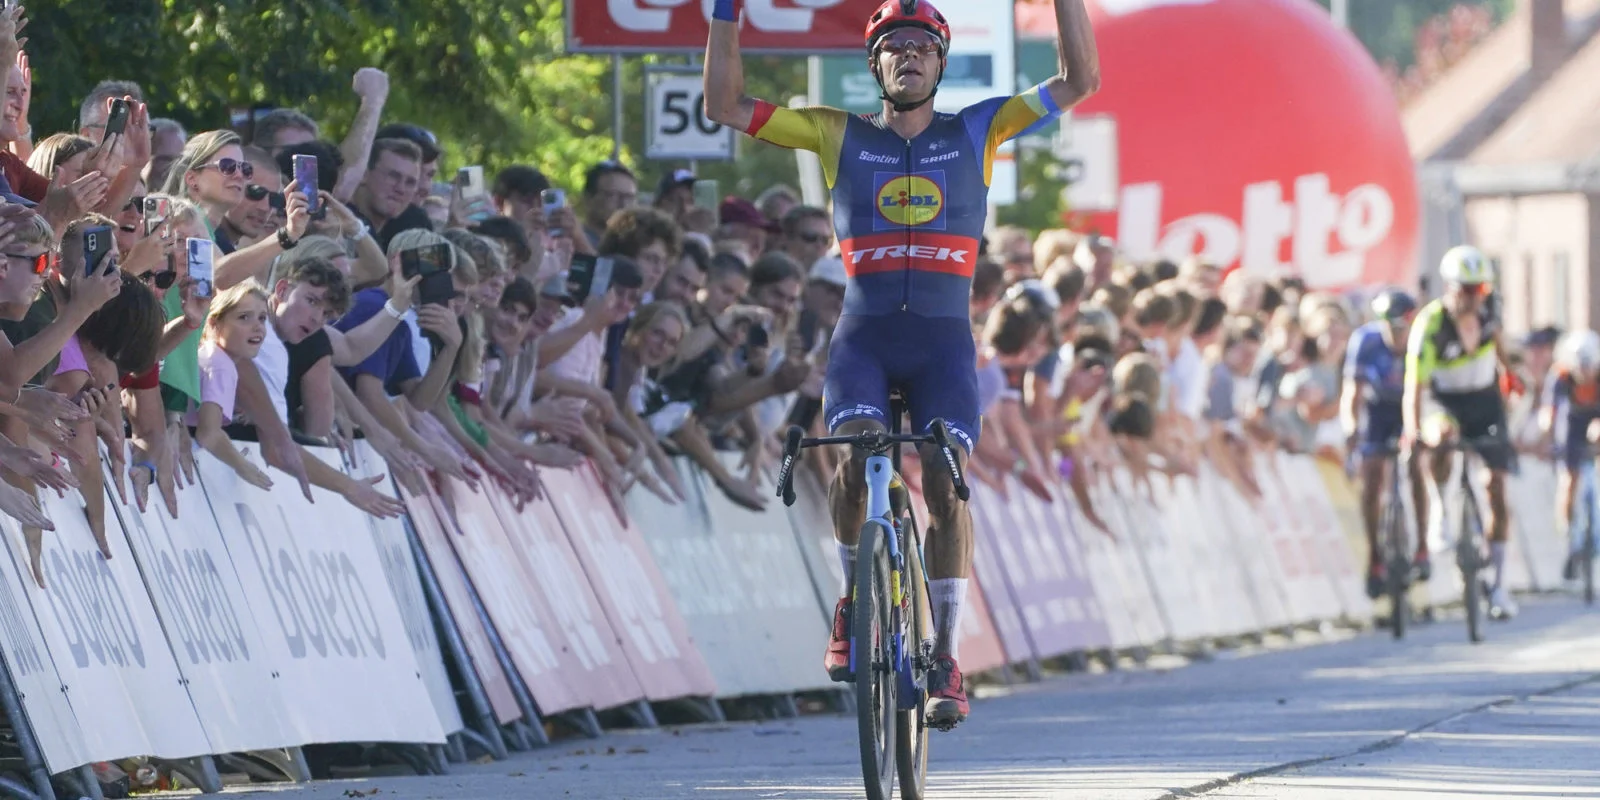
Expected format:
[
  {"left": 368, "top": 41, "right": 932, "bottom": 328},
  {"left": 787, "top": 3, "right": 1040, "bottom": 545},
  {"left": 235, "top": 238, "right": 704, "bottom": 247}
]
[{"left": 902, "top": 137, "right": 913, "bottom": 312}]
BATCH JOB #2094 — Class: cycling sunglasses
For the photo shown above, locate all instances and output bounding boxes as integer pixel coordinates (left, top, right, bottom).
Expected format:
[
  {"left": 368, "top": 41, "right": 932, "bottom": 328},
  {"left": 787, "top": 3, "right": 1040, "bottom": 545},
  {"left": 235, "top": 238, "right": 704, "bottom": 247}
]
[
  {"left": 141, "top": 269, "right": 177, "bottom": 290},
  {"left": 198, "top": 158, "right": 254, "bottom": 179},
  {"left": 4, "top": 252, "right": 50, "bottom": 275},
  {"left": 1453, "top": 281, "right": 1493, "bottom": 297},
  {"left": 246, "top": 184, "right": 286, "bottom": 210},
  {"left": 877, "top": 30, "right": 943, "bottom": 58}
]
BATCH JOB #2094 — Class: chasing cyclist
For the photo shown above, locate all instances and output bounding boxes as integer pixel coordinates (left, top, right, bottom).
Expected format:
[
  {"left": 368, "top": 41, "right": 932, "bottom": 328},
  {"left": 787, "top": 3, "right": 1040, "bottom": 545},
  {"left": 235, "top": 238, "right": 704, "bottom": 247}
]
[
  {"left": 1402, "top": 245, "right": 1520, "bottom": 620},
  {"left": 703, "top": 0, "right": 1100, "bottom": 728},
  {"left": 1543, "top": 329, "right": 1600, "bottom": 580},
  {"left": 1341, "top": 288, "right": 1430, "bottom": 599}
]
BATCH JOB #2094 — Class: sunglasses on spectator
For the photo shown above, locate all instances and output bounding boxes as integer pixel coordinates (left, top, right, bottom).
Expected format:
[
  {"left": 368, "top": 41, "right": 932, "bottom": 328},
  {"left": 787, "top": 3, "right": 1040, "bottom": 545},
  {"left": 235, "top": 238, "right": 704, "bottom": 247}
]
[
  {"left": 140, "top": 269, "right": 177, "bottom": 290},
  {"left": 246, "top": 184, "right": 286, "bottom": 210},
  {"left": 4, "top": 252, "right": 51, "bottom": 275},
  {"left": 877, "top": 30, "right": 942, "bottom": 58},
  {"left": 197, "top": 158, "right": 254, "bottom": 179}
]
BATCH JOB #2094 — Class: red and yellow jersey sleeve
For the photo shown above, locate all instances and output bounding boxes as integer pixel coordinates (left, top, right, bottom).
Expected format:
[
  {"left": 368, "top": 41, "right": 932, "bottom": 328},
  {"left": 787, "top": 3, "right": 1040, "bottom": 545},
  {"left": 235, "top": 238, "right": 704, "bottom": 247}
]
[
  {"left": 745, "top": 101, "right": 850, "bottom": 189},
  {"left": 970, "top": 83, "right": 1064, "bottom": 185}
]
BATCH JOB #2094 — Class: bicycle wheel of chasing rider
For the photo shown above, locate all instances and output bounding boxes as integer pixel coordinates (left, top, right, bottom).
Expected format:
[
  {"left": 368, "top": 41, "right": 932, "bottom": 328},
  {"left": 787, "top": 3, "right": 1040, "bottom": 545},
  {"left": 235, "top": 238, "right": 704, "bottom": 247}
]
[
  {"left": 1385, "top": 485, "right": 1409, "bottom": 641},
  {"left": 855, "top": 520, "right": 897, "bottom": 800},
  {"left": 1459, "top": 491, "right": 1485, "bottom": 644},
  {"left": 895, "top": 519, "right": 930, "bottom": 800}
]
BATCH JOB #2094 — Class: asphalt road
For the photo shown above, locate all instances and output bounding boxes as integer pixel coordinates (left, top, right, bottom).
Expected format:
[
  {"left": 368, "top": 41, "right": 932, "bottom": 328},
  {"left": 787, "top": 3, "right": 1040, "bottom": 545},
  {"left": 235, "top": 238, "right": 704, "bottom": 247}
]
[{"left": 176, "top": 596, "right": 1600, "bottom": 799}]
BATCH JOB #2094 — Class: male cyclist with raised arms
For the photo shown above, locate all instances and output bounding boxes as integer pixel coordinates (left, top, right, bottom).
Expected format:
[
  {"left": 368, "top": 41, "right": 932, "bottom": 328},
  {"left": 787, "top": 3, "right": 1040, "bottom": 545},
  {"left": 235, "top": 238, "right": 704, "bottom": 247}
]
[
  {"left": 1542, "top": 330, "right": 1600, "bottom": 580},
  {"left": 1341, "top": 288, "right": 1430, "bottom": 599},
  {"left": 1403, "top": 245, "right": 1520, "bottom": 619},
  {"left": 703, "top": 0, "right": 1099, "bottom": 728}
]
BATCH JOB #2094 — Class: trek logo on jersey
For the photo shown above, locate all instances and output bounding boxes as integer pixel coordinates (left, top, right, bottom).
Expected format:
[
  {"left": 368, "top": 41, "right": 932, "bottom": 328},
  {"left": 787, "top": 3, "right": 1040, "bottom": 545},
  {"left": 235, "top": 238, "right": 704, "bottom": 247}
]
[
  {"left": 876, "top": 175, "right": 944, "bottom": 227},
  {"left": 840, "top": 233, "right": 977, "bottom": 277}
]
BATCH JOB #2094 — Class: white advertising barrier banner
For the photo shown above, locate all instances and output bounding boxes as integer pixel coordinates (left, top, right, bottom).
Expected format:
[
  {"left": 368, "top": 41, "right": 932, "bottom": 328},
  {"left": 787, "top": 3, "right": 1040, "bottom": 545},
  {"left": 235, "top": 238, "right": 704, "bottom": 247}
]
[
  {"left": 1111, "top": 469, "right": 1209, "bottom": 641},
  {"left": 1509, "top": 460, "right": 1561, "bottom": 592},
  {"left": 966, "top": 480, "right": 1039, "bottom": 662},
  {"left": 1197, "top": 469, "right": 1294, "bottom": 630},
  {"left": 346, "top": 442, "right": 464, "bottom": 736},
  {"left": 1253, "top": 452, "right": 1342, "bottom": 623},
  {"left": 109, "top": 469, "right": 298, "bottom": 755},
  {"left": 198, "top": 450, "right": 446, "bottom": 745},
  {"left": 2, "top": 490, "right": 211, "bottom": 766},
  {"left": 1079, "top": 479, "right": 1168, "bottom": 649},
  {"left": 0, "top": 513, "right": 87, "bottom": 772},
  {"left": 1149, "top": 476, "right": 1235, "bottom": 639},
  {"left": 1185, "top": 473, "right": 1265, "bottom": 637},
  {"left": 635, "top": 457, "right": 831, "bottom": 697},
  {"left": 1281, "top": 458, "right": 1373, "bottom": 622}
]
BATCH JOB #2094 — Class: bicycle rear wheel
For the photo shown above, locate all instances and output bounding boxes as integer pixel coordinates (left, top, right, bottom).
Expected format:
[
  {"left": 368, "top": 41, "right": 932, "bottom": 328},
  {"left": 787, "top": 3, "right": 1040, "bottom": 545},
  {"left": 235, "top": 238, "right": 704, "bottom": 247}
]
[
  {"left": 1459, "top": 488, "right": 1485, "bottom": 644},
  {"left": 1384, "top": 481, "right": 1409, "bottom": 640},
  {"left": 1584, "top": 513, "right": 1595, "bottom": 606},
  {"left": 896, "top": 520, "right": 929, "bottom": 800},
  {"left": 854, "top": 521, "right": 896, "bottom": 800}
]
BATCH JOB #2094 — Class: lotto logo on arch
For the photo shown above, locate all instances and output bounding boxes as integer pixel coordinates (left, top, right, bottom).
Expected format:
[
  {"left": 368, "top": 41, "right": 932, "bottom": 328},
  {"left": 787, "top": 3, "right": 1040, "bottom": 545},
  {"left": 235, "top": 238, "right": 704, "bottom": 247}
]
[{"left": 876, "top": 174, "right": 944, "bottom": 228}]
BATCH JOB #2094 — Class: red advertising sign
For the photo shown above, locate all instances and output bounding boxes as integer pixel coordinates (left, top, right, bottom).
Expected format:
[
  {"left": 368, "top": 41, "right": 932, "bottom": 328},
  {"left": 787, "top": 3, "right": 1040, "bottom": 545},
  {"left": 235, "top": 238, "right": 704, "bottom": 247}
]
[{"left": 568, "top": 0, "right": 882, "bottom": 54}]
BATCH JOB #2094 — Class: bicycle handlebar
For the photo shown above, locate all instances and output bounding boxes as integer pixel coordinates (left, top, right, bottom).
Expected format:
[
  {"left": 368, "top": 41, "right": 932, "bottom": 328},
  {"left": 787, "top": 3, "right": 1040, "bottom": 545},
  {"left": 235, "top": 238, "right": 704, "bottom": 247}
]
[{"left": 774, "top": 418, "right": 971, "bottom": 507}]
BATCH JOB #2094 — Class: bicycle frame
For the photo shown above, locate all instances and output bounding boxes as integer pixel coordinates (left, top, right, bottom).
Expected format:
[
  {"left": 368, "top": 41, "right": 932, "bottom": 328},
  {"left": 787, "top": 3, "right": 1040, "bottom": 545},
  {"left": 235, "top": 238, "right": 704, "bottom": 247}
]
[
  {"left": 1574, "top": 460, "right": 1597, "bottom": 555},
  {"left": 850, "top": 452, "right": 919, "bottom": 705}
]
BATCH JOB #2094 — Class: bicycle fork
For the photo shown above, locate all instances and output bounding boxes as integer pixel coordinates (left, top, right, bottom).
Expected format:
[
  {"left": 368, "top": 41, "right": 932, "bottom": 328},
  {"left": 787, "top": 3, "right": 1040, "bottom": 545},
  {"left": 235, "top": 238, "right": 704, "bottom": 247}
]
[{"left": 852, "top": 455, "right": 923, "bottom": 709}]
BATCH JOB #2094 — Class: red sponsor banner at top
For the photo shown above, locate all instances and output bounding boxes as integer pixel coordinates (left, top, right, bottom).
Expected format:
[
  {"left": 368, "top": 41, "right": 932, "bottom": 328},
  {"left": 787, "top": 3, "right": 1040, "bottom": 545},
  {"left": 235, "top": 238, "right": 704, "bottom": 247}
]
[{"left": 568, "top": 0, "right": 884, "bottom": 54}]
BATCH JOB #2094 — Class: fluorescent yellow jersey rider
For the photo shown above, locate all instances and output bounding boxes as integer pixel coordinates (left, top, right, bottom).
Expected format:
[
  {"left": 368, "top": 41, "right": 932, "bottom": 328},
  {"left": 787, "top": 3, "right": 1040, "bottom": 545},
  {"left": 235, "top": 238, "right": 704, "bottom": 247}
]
[{"left": 1402, "top": 244, "right": 1520, "bottom": 620}]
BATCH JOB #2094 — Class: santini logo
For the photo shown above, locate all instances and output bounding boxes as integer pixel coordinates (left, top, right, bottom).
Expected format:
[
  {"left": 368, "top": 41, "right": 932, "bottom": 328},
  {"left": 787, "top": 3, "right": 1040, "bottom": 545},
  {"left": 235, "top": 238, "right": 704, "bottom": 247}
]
[{"left": 860, "top": 152, "right": 901, "bottom": 165}]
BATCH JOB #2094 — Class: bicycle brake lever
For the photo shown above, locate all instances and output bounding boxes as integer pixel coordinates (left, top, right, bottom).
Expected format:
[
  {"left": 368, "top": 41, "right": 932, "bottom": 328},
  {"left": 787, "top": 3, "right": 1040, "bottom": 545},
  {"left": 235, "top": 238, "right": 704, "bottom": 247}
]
[
  {"left": 929, "top": 419, "right": 970, "bottom": 502},
  {"left": 777, "top": 425, "right": 804, "bottom": 506}
]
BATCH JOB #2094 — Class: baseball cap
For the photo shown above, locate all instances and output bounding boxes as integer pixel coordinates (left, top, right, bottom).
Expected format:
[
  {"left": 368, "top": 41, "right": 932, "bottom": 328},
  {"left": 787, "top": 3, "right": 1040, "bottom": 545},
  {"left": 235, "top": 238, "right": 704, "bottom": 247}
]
[
  {"left": 376, "top": 123, "right": 441, "bottom": 163},
  {"left": 719, "top": 196, "right": 781, "bottom": 233},
  {"left": 809, "top": 256, "right": 847, "bottom": 289},
  {"left": 658, "top": 168, "right": 696, "bottom": 197},
  {"left": 1524, "top": 326, "right": 1562, "bottom": 349}
]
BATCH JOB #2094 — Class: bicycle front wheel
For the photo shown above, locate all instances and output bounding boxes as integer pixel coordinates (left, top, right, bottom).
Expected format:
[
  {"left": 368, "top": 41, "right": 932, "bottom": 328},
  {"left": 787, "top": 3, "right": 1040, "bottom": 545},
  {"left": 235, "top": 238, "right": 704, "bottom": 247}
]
[
  {"left": 1584, "top": 512, "right": 1595, "bottom": 606},
  {"left": 1459, "top": 491, "right": 1485, "bottom": 644},
  {"left": 854, "top": 521, "right": 896, "bottom": 800},
  {"left": 896, "top": 521, "right": 930, "bottom": 800}
]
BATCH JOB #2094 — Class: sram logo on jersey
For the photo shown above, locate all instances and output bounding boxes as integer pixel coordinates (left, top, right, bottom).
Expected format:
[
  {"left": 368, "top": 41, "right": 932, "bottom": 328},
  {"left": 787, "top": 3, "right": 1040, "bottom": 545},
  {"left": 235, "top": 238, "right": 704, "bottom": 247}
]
[
  {"left": 873, "top": 171, "right": 947, "bottom": 231},
  {"left": 841, "top": 233, "right": 976, "bottom": 277}
]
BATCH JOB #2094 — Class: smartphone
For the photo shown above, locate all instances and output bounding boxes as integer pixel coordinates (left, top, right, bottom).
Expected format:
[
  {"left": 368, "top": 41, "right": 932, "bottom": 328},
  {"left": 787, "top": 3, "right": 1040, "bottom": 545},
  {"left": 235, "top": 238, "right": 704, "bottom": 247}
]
[
  {"left": 797, "top": 308, "right": 820, "bottom": 353},
  {"left": 692, "top": 179, "right": 719, "bottom": 212},
  {"left": 542, "top": 188, "right": 566, "bottom": 237},
  {"left": 565, "top": 253, "right": 613, "bottom": 305},
  {"left": 400, "top": 243, "right": 451, "bottom": 281},
  {"left": 457, "top": 166, "right": 489, "bottom": 222},
  {"left": 417, "top": 271, "right": 456, "bottom": 307},
  {"left": 104, "top": 99, "right": 130, "bottom": 138},
  {"left": 82, "top": 225, "right": 115, "bottom": 277},
  {"left": 291, "top": 154, "right": 324, "bottom": 221},
  {"left": 186, "top": 238, "right": 214, "bottom": 297},
  {"left": 142, "top": 196, "right": 171, "bottom": 237}
]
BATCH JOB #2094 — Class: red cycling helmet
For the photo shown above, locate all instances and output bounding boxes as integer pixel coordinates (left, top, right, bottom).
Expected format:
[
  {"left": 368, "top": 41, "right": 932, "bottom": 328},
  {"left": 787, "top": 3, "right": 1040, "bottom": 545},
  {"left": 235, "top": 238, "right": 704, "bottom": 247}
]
[{"left": 864, "top": 0, "right": 951, "bottom": 54}]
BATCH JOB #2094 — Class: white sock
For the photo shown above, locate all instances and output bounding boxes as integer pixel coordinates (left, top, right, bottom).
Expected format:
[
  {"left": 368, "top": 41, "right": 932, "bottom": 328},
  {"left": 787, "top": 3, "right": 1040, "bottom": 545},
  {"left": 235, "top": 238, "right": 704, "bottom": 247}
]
[
  {"left": 1490, "top": 542, "right": 1507, "bottom": 591},
  {"left": 837, "top": 543, "right": 857, "bottom": 596},
  {"left": 929, "top": 578, "right": 968, "bottom": 660}
]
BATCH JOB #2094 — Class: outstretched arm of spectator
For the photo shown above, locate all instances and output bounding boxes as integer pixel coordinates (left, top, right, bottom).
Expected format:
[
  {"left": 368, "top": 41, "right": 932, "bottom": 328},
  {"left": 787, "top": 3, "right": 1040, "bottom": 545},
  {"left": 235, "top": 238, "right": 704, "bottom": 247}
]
[
  {"left": 335, "top": 68, "right": 389, "bottom": 203},
  {"left": 216, "top": 184, "right": 312, "bottom": 290},
  {"left": 230, "top": 359, "right": 313, "bottom": 500},
  {"left": 125, "top": 384, "right": 179, "bottom": 518}
]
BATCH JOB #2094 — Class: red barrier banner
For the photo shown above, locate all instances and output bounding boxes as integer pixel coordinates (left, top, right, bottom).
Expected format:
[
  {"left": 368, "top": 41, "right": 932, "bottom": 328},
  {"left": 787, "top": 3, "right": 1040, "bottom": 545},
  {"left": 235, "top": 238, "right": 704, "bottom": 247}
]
[
  {"left": 430, "top": 479, "right": 590, "bottom": 715},
  {"left": 567, "top": 0, "right": 881, "bottom": 54},
  {"left": 396, "top": 484, "right": 522, "bottom": 725},
  {"left": 480, "top": 482, "right": 645, "bottom": 711},
  {"left": 542, "top": 466, "right": 717, "bottom": 701}
]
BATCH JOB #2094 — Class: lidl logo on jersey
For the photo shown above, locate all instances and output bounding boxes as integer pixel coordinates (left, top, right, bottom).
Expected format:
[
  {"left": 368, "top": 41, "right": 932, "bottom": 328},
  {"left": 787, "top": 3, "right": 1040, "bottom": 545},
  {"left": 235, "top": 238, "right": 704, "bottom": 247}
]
[{"left": 874, "top": 172, "right": 947, "bottom": 231}]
